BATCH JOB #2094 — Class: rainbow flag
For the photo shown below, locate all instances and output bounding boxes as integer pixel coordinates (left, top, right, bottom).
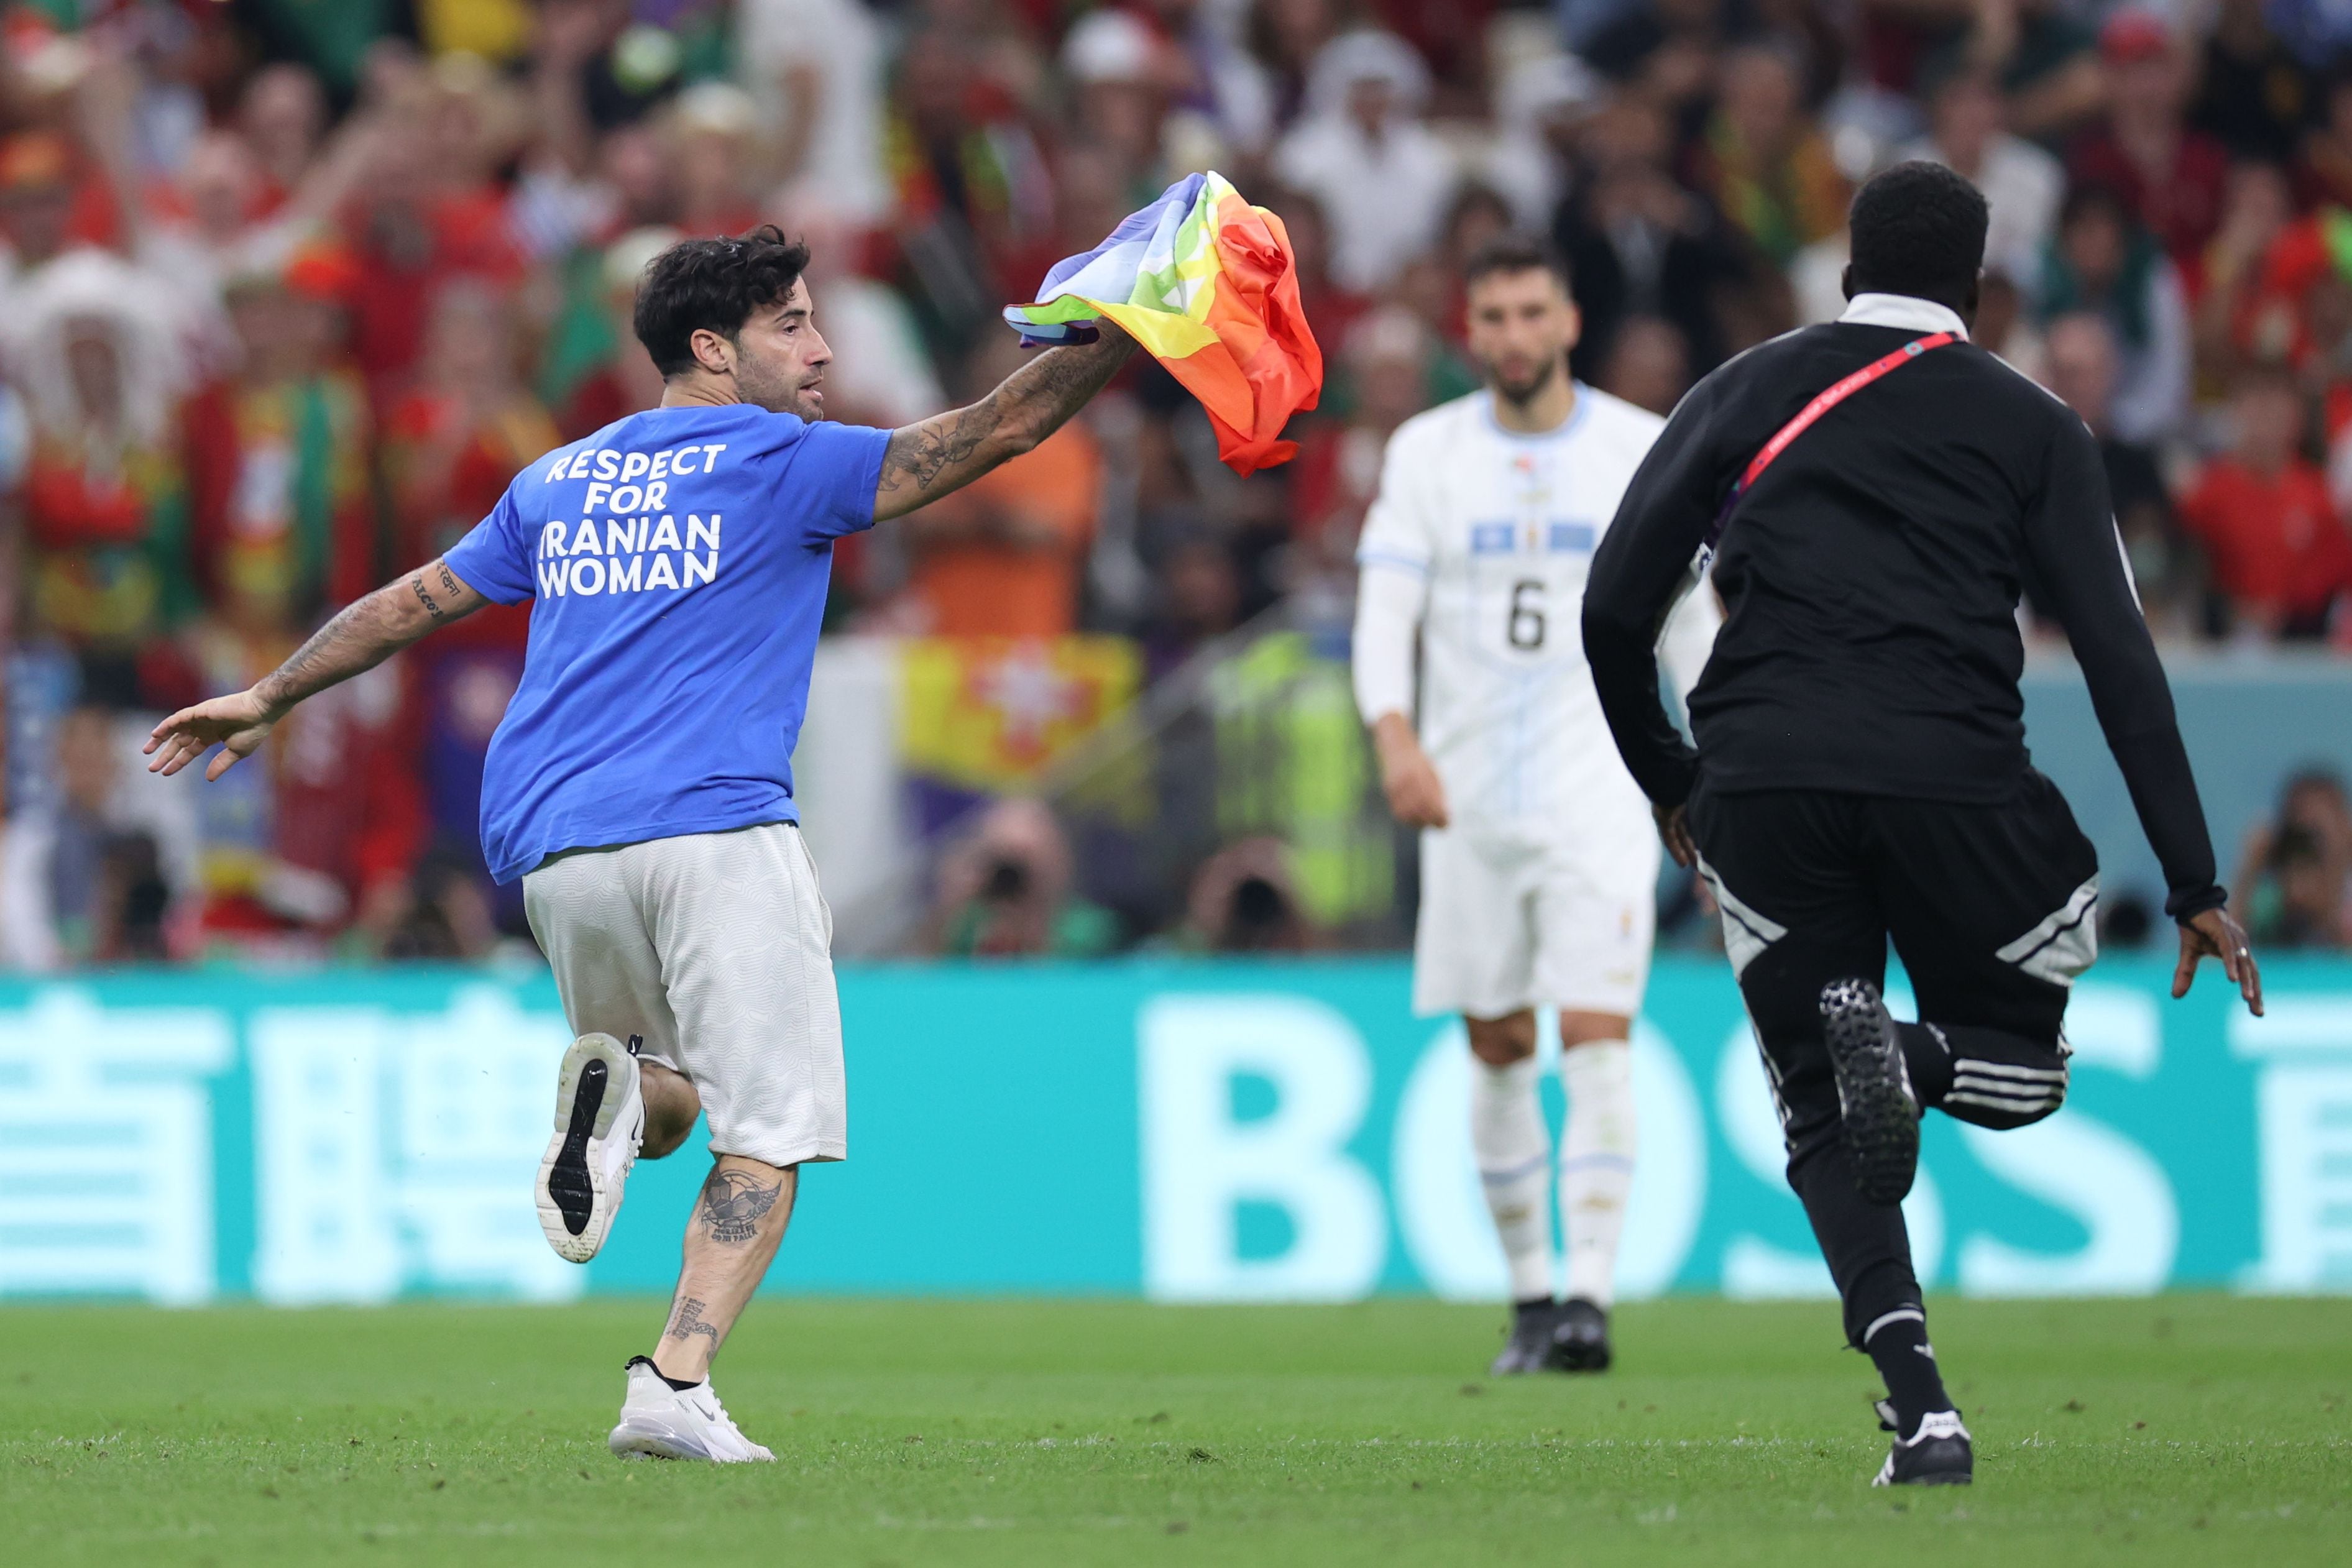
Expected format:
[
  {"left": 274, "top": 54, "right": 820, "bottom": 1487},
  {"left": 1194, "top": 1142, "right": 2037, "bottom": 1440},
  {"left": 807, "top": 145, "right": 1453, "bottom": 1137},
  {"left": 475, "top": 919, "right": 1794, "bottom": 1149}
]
[{"left": 1006, "top": 172, "right": 1323, "bottom": 475}]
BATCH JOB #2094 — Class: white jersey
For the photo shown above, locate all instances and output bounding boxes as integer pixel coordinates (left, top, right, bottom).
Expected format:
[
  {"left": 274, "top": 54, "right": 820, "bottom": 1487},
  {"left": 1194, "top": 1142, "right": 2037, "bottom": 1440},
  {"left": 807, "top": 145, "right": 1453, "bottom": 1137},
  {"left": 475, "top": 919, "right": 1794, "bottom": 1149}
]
[{"left": 1353, "top": 386, "right": 1717, "bottom": 851}]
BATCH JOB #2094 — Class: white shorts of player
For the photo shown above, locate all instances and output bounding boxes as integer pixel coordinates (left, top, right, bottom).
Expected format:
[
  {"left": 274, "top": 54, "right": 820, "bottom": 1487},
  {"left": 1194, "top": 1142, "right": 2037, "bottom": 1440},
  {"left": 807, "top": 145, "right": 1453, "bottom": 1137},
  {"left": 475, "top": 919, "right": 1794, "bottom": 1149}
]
[
  {"left": 523, "top": 821, "right": 845, "bottom": 1169},
  {"left": 1412, "top": 825, "right": 1658, "bottom": 1020}
]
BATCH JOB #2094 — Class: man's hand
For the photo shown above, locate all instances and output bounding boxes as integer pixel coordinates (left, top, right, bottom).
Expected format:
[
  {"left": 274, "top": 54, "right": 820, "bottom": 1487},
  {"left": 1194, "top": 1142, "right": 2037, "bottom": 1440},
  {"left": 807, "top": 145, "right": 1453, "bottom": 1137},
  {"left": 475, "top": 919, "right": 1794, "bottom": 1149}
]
[
  {"left": 2175, "top": 904, "right": 2263, "bottom": 1017},
  {"left": 1654, "top": 802, "right": 1696, "bottom": 868},
  {"left": 145, "top": 689, "right": 277, "bottom": 782},
  {"left": 1371, "top": 712, "right": 1448, "bottom": 830},
  {"left": 144, "top": 562, "right": 477, "bottom": 782}
]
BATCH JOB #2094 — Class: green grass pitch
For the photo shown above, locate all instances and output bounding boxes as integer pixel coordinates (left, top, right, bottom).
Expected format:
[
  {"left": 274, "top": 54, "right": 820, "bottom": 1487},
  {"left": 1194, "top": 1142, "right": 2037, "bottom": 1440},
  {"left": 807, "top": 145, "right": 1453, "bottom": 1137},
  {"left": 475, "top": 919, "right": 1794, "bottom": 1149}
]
[{"left": 3, "top": 1295, "right": 2345, "bottom": 1566}]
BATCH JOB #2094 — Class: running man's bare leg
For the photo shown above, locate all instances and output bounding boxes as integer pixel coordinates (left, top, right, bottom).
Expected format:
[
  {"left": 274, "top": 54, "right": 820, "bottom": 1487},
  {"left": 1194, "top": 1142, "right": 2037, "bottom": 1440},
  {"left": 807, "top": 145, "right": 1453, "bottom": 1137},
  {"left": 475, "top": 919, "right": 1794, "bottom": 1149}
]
[
  {"left": 651, "top": 1156, "right": 798, "bottom": 1383},
  {"left": 638, "top": 1061, "right": 701, "bottom": 1159}
]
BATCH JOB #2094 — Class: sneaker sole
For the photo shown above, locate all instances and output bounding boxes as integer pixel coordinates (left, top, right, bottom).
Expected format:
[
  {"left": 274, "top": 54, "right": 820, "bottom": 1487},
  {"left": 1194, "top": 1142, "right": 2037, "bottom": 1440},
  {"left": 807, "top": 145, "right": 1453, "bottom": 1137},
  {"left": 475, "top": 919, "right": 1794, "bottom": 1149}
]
[
  {"left": 609, "top": 1418, "right": 773, "bottom": 1464},
  {"left": 609, "top": 1420, "right": 714, "bottom": 1462},
  {"left": 1821, "top": 980, "right": 1918, "bottom": 1206},
  {"left": 537, "top": 1034, "right": 639, "bottom": 1264}
]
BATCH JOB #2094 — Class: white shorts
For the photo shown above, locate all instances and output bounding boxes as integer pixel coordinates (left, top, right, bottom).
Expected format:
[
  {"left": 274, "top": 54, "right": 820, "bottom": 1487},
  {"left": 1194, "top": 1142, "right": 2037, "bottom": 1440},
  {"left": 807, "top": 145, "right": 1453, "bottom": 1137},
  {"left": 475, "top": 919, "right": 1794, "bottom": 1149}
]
[
  {"left": 1413, "top": 827, "right": 1657, "bottom": 1020},
  {"left": 523, "top": 821, "right": 845, "bottom": 1168}
]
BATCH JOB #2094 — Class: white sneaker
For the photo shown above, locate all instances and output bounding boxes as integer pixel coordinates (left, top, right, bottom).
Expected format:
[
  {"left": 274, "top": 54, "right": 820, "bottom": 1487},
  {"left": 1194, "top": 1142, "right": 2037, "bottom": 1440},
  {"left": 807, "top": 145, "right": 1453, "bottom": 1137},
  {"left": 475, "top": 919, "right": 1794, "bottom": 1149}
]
[
  {"left": 608, "top": 1357, "right": 774, "bottom": 1462},
  {"left": 536, "top": 1033, "right": 644, "bottom": 1263}
]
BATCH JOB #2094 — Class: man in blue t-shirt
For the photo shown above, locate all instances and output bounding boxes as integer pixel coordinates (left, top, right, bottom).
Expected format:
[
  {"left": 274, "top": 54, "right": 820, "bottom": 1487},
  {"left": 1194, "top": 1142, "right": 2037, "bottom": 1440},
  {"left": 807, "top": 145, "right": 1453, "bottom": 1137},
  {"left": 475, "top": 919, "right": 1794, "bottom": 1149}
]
[{"left": 145, "top": 227, "right": 1134, "bottom": 1463}]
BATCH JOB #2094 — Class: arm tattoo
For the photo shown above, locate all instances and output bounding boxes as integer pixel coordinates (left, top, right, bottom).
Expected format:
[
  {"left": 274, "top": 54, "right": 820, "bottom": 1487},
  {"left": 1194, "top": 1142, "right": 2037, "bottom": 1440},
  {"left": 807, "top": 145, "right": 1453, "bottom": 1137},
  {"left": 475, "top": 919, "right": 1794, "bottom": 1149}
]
[
  {"left": 252, "top": 587, "right": 417, "bottom": 716},
  {"left": 663, "top": 1297, "right": 722, "bottom": 1350},
  {"left": 696, "top": 1168, "right": 783, "bottom": 1244},
  {"left": 436, "top": 561, "right": 463, "bottom": 601},
  {"left": 876, "top": 334, "right": 1135, "bottom": 508},
  {"left": 880, "top": 400, "right": 1003, "bottom": 494},
  {"left": 410, "top": 576, "right": 445, "bottom": 621}
]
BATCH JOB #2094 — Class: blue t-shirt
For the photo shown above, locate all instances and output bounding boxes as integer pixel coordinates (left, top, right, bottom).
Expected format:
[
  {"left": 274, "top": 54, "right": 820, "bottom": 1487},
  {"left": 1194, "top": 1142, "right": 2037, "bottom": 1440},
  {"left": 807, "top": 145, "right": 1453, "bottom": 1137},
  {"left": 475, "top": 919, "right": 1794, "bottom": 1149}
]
[{"left": 441, "top": 404, "right": 890, "bottom": 884}]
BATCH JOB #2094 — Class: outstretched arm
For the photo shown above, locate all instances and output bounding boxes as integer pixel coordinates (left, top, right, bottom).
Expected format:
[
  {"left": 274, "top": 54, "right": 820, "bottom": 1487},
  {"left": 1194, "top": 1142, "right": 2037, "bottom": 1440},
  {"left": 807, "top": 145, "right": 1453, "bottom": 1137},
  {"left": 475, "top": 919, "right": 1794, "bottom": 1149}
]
[
  {"left": 873, "top": 325, "right": 1134, "bottom": 523},
  {"left": 145, "top": 560, "right": 488, "bottom": 781}
]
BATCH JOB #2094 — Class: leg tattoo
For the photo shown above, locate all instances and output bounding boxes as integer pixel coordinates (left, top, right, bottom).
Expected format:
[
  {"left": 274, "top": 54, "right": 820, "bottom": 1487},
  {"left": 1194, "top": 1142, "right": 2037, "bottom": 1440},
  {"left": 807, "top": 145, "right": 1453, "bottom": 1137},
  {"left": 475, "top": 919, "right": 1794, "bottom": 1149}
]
[
  {"left": 664, "top": 1296, "right": 722, "bottom": 1354},
  {"left": 696, "top": 1168, "right": 783, "bottom": 1244}
]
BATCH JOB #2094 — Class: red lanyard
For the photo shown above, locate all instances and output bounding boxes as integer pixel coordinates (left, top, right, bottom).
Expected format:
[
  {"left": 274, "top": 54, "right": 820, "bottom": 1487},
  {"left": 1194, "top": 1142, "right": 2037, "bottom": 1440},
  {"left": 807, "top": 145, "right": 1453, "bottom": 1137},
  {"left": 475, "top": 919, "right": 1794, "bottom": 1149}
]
[{"left": 1701, "top": 331, "right": 1958, "bottom": 566}]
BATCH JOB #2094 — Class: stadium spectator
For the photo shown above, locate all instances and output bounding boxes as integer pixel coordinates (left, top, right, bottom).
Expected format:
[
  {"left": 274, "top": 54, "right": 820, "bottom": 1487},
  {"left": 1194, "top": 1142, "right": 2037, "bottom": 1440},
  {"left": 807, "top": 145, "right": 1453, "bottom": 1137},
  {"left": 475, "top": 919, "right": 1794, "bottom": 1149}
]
[
  {"left": 1482, "top": 53, "right": 1602, "bottom": 232},
  {"left": 1244, "top": 0, "right": 1345, "bottom": 133},
  {"left": 1689, "top": 40, "right": 1847, "bottom": 268},
  {"left": 1060, "top": 8, "right": 1180, "bottom": 204},
  {"left": 1578, "top": 0, "right": 1735, "bottom": 131},
  {"left": 237, "top": 64, "right": 328, "bottom": 210},
  {"left": 1182, "top": 835, "right": 1317, "bottom": 952},
  {"left": 1973, "top": 265, "right": 2044, "bottom": 379},
  {"left": 884, "top": 21, "right": 1054, "bottom": 360},
  {"left": 183, "top": 250, "right": 373, "bottom": 626},
  {"left": 551, "top": 226, "right": 680, "bottom": 443},
  {"left": 1934, "top": 0, "right": 2105, "bottom": 148},
  {"left": 2178, "top": 364, "right": 2352, "bottom": 640},
  {"left": 2035, "top": 181, "right": 2192, "bottom": 444},
  {"left": 1904, "top": 65, "right": 2062, "bottom": 283},
  {"left": 377, "top": 841, "right": 503, "bottom": 960},
  {"left": 381, "top": 277, "right": 559, "bottom": 581},
  {"left": 338, "top": 62, "right": 529, "bottom": 405},
  {"left": 2233, "top": 768, "right": 2352, "bottom": 948},
  {"left": 1597, "top": 313, "right": 1691, "bottom": 415},
  {"left": 1272, "top": 30, "right": 1458, "bottom": 295},
  {"left": 1555, "top": 94, "right": 1757, "bottom": 380},
  {"left": 735, "top": 0, "right": 893, "bottom": 228},
  {"left": 2041, "top": 311, "right": 2202, "bottom": 634},
  {"left": 926, "top": 797, "right": 1118, "bottom": 957},
  {"left": 668, "top": 81, "right": 768, "bottom": 239},
  {"left": 1141, "top": 530, "right": 1245, "bottom": 682},
  {"left": 6, "top": 249, "right": 198, "bottom": 707},
  {"left": 2069, "top": 12, "right": 2230, "bottom": 285},
  {"left": 0, "top": 705, "right": 185, "bottom": 968},
  {"left": 2191, "top": 0, "right": 2314, "bottom": 164},
  {"left": 2194, "top": 158, "right": 2315, "bottom": 377},
  {"left": 1291, "top": 306, "right": 1438, "bottom": 583},
  {"left": 2295, "top": 62, "right": 2352, "bottom": 211}
]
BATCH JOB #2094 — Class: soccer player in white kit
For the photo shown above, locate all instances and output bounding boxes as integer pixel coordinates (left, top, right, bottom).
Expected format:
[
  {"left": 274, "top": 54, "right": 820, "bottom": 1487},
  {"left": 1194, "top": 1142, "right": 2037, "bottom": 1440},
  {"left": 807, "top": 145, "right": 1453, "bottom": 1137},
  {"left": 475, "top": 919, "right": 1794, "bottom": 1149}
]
[{"left": 1353, "top": 236, "right": 1717, "bottom": 1372}]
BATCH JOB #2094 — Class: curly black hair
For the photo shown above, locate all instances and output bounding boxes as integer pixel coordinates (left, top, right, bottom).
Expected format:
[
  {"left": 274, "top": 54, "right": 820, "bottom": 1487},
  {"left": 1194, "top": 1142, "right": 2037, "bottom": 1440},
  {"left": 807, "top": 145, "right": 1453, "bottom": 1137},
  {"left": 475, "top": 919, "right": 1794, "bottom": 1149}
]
[
  {"left": 1847, "top": 161, "right": 1988, "bottom": 306},
  {"left": 632, "top": 225, "right": 813, "bottom": 378}
]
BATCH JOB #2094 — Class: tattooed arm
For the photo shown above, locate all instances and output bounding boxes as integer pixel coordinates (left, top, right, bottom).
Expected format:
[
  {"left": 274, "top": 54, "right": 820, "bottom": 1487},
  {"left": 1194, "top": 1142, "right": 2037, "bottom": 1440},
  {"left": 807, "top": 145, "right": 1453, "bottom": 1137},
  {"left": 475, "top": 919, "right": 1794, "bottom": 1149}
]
[
  {"left": 872, "top": 322, "right": 1136, "bottom": 523},
  {"left": 144, "top": 559, "right": 488, "bottom": 781}
]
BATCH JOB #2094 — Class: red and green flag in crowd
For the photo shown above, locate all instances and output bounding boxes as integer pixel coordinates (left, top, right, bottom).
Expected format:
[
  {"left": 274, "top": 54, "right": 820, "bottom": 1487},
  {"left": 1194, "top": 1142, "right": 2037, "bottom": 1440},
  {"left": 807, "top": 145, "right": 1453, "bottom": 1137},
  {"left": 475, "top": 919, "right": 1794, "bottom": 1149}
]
[{"left": 1005, "top": 172, "right": 1323, "bottom": 475}]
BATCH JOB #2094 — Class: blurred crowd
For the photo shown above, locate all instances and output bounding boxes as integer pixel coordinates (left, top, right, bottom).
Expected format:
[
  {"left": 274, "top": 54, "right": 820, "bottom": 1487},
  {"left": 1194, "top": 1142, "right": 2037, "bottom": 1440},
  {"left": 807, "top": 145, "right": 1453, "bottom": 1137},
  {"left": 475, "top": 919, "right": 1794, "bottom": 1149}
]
[{"left": 7, "top": 0, "right": 2352, "bottom": 966}]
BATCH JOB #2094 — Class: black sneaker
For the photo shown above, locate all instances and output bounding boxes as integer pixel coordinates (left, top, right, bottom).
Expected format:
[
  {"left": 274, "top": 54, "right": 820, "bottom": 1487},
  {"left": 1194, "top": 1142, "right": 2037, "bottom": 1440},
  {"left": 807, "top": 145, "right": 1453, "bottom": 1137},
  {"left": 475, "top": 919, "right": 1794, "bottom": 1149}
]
[
  {"left": 1551, "top": 1296, "right": 1612, "bottom": 1373},
  {"left": 1821, "top": 979, "right": 1919, "bottom": 1205},
  {"left": 1489, "top": 1299, "right": 1562, "bottom": 1375},
  {"left": 1873, "top": 1410, "right": 1972, "bottom": 1486}
]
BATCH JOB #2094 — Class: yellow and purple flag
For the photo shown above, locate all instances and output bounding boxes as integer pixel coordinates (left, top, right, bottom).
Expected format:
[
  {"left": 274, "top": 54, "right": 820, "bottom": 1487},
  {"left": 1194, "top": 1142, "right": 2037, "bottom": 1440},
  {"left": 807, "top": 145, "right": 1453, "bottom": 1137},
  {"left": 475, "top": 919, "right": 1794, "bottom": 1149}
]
[{"left": 1005, "top": 172, "right": 1323, "bottom": 475}]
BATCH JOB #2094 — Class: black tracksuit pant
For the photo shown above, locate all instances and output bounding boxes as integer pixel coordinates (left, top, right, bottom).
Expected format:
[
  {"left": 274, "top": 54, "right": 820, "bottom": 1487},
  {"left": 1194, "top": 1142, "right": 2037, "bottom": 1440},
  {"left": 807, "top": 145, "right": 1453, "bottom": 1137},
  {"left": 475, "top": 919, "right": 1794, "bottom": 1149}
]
[{"left": 1686, "top": 768, "right": 2100, "bottom": 1348}]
